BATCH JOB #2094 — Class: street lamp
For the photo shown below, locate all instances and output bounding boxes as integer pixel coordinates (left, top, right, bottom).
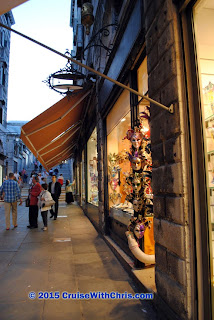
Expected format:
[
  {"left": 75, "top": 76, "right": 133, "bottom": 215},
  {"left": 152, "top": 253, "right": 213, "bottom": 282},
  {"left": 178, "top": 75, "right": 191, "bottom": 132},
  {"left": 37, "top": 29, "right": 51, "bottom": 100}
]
[{"left": 44, "top": 50, "right": 86, "bottom": 95}]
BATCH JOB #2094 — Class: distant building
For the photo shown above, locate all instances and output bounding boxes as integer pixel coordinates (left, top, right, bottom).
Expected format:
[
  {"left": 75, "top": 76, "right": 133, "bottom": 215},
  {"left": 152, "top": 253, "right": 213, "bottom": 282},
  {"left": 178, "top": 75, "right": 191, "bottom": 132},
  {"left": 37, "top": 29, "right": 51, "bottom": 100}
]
[
  {"left": 6, "top": 121, "right": 34, "bottom": 175},
  {"left": 0, "top": 11, "right": 15, "bottom": 183}
]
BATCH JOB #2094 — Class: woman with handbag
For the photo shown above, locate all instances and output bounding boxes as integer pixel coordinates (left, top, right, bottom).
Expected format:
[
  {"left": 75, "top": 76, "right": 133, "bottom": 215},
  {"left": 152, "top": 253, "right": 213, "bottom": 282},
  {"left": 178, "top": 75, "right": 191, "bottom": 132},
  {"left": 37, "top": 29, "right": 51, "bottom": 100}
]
[
  {"left": 27, "top": 176, "right": 41, "bottom": 229},
  {"left": 65, "top": 180, "right": 74, "bottom": 204},
  {"left": 38, "top": 183, "right": 54, "bottom": 231}
]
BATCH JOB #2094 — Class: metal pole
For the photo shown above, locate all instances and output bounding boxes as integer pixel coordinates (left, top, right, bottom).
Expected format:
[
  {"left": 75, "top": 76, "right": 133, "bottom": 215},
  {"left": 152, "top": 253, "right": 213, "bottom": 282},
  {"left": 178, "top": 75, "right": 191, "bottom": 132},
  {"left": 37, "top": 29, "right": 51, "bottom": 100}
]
[{"left": 0, "top": 22, "right": 174, "bottom": 113}]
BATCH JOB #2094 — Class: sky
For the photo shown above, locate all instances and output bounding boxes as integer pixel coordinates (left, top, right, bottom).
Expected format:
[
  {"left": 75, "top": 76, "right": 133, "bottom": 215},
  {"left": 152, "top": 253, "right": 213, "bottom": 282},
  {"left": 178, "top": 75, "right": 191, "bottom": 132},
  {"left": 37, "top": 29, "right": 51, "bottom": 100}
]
[{"left": 7, "top": 0, "right": 73, "bottom": 121}]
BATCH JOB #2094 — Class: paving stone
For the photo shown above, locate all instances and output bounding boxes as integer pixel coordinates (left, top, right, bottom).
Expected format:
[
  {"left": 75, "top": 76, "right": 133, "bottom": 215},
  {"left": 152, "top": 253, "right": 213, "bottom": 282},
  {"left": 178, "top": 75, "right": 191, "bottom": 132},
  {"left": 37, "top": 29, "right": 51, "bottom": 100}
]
[{"left": 0, "top": 202, "right": 157, "bottom": 319}]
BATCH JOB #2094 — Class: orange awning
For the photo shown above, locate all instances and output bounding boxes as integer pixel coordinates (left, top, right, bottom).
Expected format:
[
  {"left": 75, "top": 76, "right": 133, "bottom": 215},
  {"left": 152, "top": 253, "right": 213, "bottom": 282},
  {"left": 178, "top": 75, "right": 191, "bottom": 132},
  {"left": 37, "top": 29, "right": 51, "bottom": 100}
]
[
  {"left": 0, "top": 0, "right": 29, "bottom": 15},
  {"left": 20, "top": 89, "right": 91, "bottom": 170}
]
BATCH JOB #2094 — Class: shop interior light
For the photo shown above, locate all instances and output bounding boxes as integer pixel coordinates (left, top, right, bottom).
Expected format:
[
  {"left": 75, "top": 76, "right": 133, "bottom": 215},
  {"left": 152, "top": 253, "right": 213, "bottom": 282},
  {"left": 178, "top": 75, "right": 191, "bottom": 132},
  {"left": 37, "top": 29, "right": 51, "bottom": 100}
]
[
  {"left": 121, "top": 118, "right": 126, "bottom": 122},
  {"left": 142, "top": 126, "right": 149, "bottom": 133}
]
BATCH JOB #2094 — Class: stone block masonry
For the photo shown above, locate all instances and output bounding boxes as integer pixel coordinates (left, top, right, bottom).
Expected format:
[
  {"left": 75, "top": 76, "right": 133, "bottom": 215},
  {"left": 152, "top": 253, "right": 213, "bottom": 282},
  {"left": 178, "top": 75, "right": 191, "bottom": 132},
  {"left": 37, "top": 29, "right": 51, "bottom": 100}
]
[{"left": 144, "top": 0, "right": 193, "bottom": 319}]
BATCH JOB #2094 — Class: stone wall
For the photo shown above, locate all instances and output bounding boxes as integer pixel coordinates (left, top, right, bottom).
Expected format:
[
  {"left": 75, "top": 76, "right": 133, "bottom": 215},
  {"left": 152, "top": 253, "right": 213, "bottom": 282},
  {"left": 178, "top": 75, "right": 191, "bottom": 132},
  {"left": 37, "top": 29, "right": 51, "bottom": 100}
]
[{"left": 144, "top": 0, "right": 193, "bottom": 319}]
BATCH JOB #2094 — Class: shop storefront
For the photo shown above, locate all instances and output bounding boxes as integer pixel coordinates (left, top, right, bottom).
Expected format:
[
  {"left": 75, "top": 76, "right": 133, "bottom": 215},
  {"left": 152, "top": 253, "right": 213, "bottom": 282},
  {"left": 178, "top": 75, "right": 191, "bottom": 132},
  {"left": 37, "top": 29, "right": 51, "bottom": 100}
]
[
  {"left": 181, "top": 0, "right": 214, "bottom": 317},
  {"left": 193, "top": 1, "right": 214, "bottom": 296},
  {"left": 72, "top": 0, "right": 214, "bottom": 318},
  {"left": 87, "top": 128, "right": 98, "bottom": 207},
  {"left": 105, "top": 57, "right": 155, "bottom": 263},
  {"left": 194, "top": 4, "right": 214, "bottom": 314},
  {"left": 81, "top": 149, "right": 85, "bottom": 206},
  {"left": 80, "top": 126, "right": 99, "bottom": 228},
  {"left": 106, "top": 89, "right": 132, "bottom": 254}
]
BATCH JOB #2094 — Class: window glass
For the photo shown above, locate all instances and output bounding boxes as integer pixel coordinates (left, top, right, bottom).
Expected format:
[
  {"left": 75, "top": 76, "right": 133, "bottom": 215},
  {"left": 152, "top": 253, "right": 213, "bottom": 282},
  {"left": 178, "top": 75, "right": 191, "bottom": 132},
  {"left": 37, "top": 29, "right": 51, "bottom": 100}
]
[
  {"left": 81, "top": 150, "right": 85, "bottom": 204},
  {"left": 137, "top": 56, "right": 148, "bottom": 96},
  {"left": 76, "top": 165, "right": 80, "bottom": 195},
  {"left": 107, "top": 111, "right": 131, "bottom": 208},
  {"left": 87, "top": 128, "right": 98, "bottom": 206},
  {"left": 193, "top": 0, "right": 214, "bottom": 301},
  {"left": 107, "top": 89, "right": 131, "bottom": 209}
]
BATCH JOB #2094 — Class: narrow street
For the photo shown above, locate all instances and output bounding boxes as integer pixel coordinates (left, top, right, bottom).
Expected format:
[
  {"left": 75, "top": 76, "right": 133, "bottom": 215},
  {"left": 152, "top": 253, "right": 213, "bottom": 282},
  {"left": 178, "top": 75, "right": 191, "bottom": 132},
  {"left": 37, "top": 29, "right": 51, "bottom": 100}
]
[{"left": 0, "top": 200, "right": 157, "bottom": 320}]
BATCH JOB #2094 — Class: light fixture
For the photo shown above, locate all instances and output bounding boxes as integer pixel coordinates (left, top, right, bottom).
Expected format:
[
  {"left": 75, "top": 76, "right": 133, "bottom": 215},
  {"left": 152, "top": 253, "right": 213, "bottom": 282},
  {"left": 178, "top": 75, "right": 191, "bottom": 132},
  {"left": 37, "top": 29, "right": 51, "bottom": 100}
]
[
  {"left": 81, "top": 2, "right": 94, "bottom": 35},
  {"left": 121, "top": 118, "right": 126, "bottom": 122},
  {"left": 44, "top": 50, "right": 86, "bottom": 95}
]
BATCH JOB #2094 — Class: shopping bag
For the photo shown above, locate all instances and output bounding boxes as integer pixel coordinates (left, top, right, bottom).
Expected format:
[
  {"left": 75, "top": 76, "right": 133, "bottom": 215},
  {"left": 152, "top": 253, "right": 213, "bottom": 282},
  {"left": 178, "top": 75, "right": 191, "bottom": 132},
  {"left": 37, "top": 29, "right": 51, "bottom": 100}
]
[
  {"left": 25, "top": 197, "right": 30, "bottom": 207},
  {"left": 43, "top": 199, "right": 55, "bottom": 207}
]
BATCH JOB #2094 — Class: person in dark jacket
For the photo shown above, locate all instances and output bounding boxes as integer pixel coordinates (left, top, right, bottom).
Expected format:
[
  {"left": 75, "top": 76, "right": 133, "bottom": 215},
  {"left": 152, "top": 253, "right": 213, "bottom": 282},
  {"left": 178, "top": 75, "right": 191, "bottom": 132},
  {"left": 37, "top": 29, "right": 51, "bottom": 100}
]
[
  {"left": 27, "top": 176, "right": 41, "bottom": 229},
  {"left": 48, "top": 175, "right": 61, "bottom": 220}
]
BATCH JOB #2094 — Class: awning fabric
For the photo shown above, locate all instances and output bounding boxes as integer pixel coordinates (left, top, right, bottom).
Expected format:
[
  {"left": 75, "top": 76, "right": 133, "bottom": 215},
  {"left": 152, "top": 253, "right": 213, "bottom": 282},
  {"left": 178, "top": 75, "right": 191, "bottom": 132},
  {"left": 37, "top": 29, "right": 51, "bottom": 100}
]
[
  {"left": 20, "top": 89, "right": 91, "bottom": 170},
  {"left": 0, "top": 0, "right": 29, "bottom": 15}
]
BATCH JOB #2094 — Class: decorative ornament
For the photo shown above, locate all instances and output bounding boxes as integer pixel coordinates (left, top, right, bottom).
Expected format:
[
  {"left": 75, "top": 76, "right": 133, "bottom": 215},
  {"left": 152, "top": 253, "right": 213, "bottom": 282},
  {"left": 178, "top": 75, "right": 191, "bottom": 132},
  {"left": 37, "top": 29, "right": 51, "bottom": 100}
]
[{"left": 134, "top": 222, "right": 145, "bottom": 239}]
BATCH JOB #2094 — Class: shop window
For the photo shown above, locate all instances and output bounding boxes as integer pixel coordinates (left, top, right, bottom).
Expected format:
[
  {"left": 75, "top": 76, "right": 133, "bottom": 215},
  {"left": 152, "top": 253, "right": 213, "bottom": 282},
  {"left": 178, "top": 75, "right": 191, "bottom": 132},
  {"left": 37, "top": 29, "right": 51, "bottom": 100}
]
[
  {"left": 0, "top": 140, "right": 3, "bottom": 154},
  {"left": 107, "top": 89, "right": 131, "bottom": 209},
  {"left": 193, "top": 0, "right": 214, "bottom": 295},
  {"left": 81, "top": 150, "right": 85, "bottom": 204},
  {"left": 87, "top": 128, "right": 98, "bottom": 206},
  {"left": 137, "top": 56, "right": 148, "bottom": 96},
  {"left": 14, "top": 143, "right": 18, "bottom": 157},
  {"left": 107, "top": 84, "right": 155, "bottom": 263},
  {"left": 137, "top": 57, "right": 150, "bottom": 140},
  {"left": 76, "top": 165, "right": 80, "bottom": 195}
]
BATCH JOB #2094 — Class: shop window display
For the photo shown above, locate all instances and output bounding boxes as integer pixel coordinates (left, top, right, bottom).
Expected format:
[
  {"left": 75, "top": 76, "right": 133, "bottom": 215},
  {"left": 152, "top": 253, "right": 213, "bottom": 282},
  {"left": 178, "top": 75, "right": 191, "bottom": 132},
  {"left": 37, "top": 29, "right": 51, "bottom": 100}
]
[
  {"left": 107, "top": 89, "right": 132, "bottom": 211},
  {"left": 124, "top": 57, "right": 155, "bottom": 263},
  {"left": 107, "top": 84, "right": 155, "bottom": 264},
  {"left": 107, "top": 113, "right": 132, "bottom": 210},
  {"left": 193, "top": 0, "right": 214, "bottom": 293},
  {"left": 124, "top": 113, "right": 155, "bottom": 264},
  {"left": 87, "top": 128, "right": 98, "bottom": 206},
  {"left": 81, "top": 150, "right": 85, "bottom": 204}
]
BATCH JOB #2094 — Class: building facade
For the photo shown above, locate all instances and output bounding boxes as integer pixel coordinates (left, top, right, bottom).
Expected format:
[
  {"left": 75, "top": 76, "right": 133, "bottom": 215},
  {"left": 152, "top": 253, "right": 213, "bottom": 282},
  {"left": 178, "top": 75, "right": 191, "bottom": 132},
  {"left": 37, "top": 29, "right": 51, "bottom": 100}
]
[
  {"left": 6, "top": 121, "right": 34, "bottom": 175},
  {"left": 71, "top": 1, "right": 214, "bottom": 319},
  {"left": 0, "top": 11, "right": 15, "bottom": 183}
]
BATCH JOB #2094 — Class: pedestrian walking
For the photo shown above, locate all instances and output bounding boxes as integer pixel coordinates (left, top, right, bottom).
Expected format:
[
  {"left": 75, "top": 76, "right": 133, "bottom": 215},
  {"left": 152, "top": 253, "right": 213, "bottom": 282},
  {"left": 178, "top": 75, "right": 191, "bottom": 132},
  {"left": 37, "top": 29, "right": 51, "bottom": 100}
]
[
  {"left": 28, "top": 174, "right": 34, "bottom": 187},
  {"left": 48, "top": 175, "right": 61, "bottom": 220},
  {"left": 14, "top": 171, "right": 19, "bottom": 180},
  {"left": 42, "top": 171, "right": 49, "bottom": 183},
  {"left": 38, "top": 173, "right": 42, "bottom": 184},
  {"left": 58, "top": 174, "right": 64, "bottom": 186},
  {"left": 23, "top": 172, "right": 28, "bottom": 183},
  {"left": 38, "top": 183, "right": 53, "bottom": 231},
  {"left": 27, "top": 176, "right": 41, "bottom": 229},
  {"left": 0, "top": 172, "right": 22, "bottom": 230},
  {"left": 65, "top": 180, "right": 74, "bottom": 204},
  {"left": 18, "top": 176, "right": 24, "bottom": 195}
]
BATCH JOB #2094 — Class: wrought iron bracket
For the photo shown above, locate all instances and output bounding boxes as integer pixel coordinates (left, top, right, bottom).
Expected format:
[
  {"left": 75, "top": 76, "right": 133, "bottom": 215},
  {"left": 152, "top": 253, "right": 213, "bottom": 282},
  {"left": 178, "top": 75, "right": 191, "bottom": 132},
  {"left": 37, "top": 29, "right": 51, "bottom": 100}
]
[{"left": 81, "top": 23, "right": 119, "bottom": 58}]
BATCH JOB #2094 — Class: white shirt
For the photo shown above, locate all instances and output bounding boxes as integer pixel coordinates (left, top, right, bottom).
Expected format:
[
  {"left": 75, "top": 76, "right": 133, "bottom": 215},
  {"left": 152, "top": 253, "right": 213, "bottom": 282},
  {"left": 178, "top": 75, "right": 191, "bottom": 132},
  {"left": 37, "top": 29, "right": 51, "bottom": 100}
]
[{"left": 14, "top": 173, "right": 19, "bottom": 180}]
